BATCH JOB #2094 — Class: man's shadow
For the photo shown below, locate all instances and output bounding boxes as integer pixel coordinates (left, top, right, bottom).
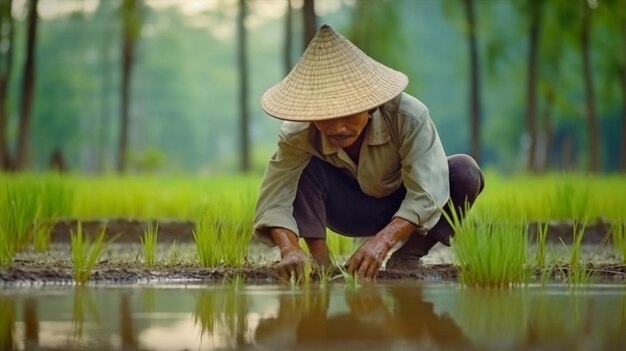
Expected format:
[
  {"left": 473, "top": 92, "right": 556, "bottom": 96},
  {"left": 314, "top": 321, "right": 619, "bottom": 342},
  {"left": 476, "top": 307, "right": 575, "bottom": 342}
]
[{"left": 254, "top": 285, "right": 468, "bottom": 350}]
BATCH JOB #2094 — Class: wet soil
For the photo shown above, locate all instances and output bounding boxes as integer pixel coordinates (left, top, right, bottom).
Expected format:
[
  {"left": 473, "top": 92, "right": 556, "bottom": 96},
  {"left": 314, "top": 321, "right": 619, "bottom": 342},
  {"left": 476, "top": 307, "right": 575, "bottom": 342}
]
[
  {"left": 2, "top": 258, "right": 626, "bottom": 286},
  {"left": 0, "top": 218, "right": 622, "bottom": 285}
]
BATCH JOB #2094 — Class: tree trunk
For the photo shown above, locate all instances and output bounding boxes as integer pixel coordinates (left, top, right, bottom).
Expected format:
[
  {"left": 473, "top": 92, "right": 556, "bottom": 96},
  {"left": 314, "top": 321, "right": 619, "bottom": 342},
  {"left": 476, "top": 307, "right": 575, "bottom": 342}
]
[
  {"left": 118, "top": 0, "right": 140, "bottom": 173},
  {"left": 462, "top": 0, "right": 481, "bottom": 164},
  {"left": 303, "top": 0, "right": 316, "bottom": 48},
  {"left": 238, "top": 0, "right": 250, "bottom": 172},
  {"left": 16, "top": 0, "right": 39, "bottom": 170},
  {"left": 621, "top": 14, "right": 626, "bottom": 172},
  {"left": 540, "top": 87, "right": 555, "bottom": 172},
  {"left": 0, "top": 0, "right": 14, "bottom": 170},
  {"left": 581, "top": 1, "right": 600, "bottom": 172},
  {"left": 525, "top": 0, "right": 542, "bottom": 173},
  {"left": 284, "top": 0, "right": 293, "bottom": 76}
]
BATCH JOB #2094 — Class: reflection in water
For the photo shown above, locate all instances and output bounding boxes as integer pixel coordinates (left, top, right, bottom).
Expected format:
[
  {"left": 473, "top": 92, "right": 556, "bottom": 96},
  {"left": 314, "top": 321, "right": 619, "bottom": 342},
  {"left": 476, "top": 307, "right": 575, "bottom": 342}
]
[
  {"left": 120, "top": 294, "right": 137, "bottom": 350},
  {"left": 255, "top": 285, "right": 468, "bottom": 350},
  {"left": 23, "top": 299, "right": 38, "bottom": 350},
  {"left": 71, "top": 286, "right": 101, "bottom": 339},
  {"left": 193, "top": 279, "right": 250, "bottom": 348},
  {"left": 0, "top": 283, "right": 625, "bottom": 350},
  {"left": 0, "top": 297, "right": 15, "bottom": 350}
]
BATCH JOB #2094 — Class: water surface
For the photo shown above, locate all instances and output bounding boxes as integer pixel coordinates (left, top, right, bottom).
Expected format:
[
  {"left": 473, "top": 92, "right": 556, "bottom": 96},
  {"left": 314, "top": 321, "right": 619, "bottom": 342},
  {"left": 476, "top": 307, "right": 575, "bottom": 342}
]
[{"left": 1, "top": 282, "right": 625, "bottom": 350}]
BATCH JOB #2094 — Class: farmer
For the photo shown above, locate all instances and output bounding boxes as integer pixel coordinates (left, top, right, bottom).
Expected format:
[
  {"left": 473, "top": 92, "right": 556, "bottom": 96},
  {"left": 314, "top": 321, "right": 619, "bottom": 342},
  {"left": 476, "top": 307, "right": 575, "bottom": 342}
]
[{"left": 253, "top": 24, "right": 484, "bottom": 279}]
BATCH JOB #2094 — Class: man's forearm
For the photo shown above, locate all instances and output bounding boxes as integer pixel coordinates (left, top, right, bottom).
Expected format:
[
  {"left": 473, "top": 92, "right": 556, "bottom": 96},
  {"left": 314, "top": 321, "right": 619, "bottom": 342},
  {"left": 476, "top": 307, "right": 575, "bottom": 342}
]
[
  {"left": 269, "top": 227, "right": 302, "bottom": 257},
  {"left": 376, "top": 217, "right": 419, "bottom": 249}
]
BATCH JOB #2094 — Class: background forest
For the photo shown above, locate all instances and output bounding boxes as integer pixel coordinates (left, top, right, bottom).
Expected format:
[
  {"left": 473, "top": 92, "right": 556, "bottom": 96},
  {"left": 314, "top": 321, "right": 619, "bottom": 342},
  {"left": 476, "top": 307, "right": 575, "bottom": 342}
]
[{"left": 0, "top": 0, "right": 624, "bottom": 175}]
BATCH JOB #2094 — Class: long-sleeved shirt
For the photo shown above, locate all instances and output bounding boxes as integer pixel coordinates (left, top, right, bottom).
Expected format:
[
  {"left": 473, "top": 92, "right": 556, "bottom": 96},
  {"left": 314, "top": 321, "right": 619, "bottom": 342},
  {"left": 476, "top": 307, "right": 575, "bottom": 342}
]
[{"left": 253, "top": 92, "right": 450, "bottom": 243}]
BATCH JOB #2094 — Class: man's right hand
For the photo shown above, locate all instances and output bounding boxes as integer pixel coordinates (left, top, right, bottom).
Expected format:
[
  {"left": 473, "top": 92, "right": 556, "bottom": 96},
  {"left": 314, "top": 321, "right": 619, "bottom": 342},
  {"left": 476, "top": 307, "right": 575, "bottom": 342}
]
[
  {"left": 274, "top": 248, "right": 313, "bottom": 281},
  {"left": 270, "top": 227, "right": 313, "bottom": 281}
]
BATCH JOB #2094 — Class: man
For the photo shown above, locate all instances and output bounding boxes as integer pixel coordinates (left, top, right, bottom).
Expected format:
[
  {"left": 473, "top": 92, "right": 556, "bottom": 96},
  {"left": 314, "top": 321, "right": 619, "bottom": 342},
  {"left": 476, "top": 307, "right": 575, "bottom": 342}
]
[{"left": 254, "top": 24, "right": 484, "bottom": 279}]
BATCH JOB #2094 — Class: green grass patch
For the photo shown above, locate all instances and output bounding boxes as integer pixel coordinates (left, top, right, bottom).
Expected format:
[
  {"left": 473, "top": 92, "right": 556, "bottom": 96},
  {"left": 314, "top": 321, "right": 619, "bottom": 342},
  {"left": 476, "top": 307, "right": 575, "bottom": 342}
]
[
  {"left": 193, "top": 194, "right": 254, "bottom": 268},
  {"left": 612, "top": 222, "right": 626, "bottom": 263},
  {"left": 141, "top": 223, "right": 158, "bottom": 267},
  {"left": 71, "top": 223, "right": 108, "bottom": 285},
  {"left": 450, "top": 210, "right": 528, "bottom": 288}
]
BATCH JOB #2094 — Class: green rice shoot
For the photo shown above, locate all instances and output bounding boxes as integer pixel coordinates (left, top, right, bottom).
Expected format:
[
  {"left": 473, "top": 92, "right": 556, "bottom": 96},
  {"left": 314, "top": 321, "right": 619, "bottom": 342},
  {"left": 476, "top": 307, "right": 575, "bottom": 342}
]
[
  {"left": 71, "top": 223, "right": 108, "bottom": 285},
  {"left": 141, "top": 223, "right": 158, "bottom": 267},
  {"left": 612, "top": 222, "right": 626, "bottom": 263}
]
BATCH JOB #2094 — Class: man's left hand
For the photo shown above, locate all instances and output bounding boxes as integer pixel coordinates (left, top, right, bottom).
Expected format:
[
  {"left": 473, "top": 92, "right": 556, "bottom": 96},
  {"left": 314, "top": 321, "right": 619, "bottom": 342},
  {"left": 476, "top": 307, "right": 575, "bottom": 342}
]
[{"left": 346, "top": 236, "right": 392, "bottom": 279}]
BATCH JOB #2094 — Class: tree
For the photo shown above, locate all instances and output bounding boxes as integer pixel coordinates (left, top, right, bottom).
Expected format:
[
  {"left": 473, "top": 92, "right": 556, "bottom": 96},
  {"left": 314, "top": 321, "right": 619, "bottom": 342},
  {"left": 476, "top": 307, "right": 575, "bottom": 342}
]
[
  {"left": 284, "top": 0, "right": 293, "bottom": 76},
  {"left": 238, "top": 0, "right": 250, "bottom": 172},
  {"left": 0, "top": 0, "right": 14, "bottom": 170},
  {"left": 302, "top": 0, "right": 316, "bottom": 48},
  {"left": 16, "top": 0, "right": 39, "bottom": 170},
  {"left": 524, "top": 0, "right": 543, "bottom": 172},
  {"left": 118, "top": 0, "right": 142, "bottom": 173},
  {"left": 462, "top": 0, "right": 482, "bottom": 164},
  {"left": 581, "top": 0, "right": 600, "bottom": 172}
]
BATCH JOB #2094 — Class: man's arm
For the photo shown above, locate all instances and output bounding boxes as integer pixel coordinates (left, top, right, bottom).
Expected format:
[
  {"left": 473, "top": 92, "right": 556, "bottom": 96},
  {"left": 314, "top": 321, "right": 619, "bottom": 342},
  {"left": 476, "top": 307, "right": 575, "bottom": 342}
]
[
  {"left": 346, "top": 217, "right": 417, "bottom": 278},
  {"left": 347, "top": 98, "right": 448, "bottom": 278},
  {"left": 271, "top": 227, "right": 332, "bottom": 280}
]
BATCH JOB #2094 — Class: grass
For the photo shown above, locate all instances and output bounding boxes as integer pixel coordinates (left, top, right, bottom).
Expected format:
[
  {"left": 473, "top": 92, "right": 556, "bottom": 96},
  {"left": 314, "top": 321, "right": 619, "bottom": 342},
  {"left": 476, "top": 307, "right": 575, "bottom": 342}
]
[
  {"left": 449, "top": 208, "right": 529, "bottom": 288},
  {"left": 141, "top": 223, "right": 158, "bottom": 267},
  {"left": 193, "top": 194, "right": 254, "bottom": 268},
  {"left": 534, "top": 222, "right": 549, "bottom": 268},
  {"left": 71, "top": 223, "right": 108, "bottom": 285},
  {"left": 612, "top": 222, "right": 626, "bottom": 263},
  {"left": 1, "top": 171, "right": 625, "bottom": 283}
]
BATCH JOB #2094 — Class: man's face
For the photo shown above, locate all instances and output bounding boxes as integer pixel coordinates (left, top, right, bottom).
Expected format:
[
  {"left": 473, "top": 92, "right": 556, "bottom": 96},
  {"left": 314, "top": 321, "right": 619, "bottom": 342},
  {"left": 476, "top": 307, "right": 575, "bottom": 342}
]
[{"left": 313, "top": 111, "right": 369, "bottom": 148}]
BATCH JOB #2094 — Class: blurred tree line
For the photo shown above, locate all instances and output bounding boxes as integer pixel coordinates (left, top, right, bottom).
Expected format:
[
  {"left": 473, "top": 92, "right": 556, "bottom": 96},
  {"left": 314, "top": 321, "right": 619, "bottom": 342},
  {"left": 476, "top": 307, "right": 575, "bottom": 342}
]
[{"left": 0, "top": 0, "right": 624, "bottom": 174}]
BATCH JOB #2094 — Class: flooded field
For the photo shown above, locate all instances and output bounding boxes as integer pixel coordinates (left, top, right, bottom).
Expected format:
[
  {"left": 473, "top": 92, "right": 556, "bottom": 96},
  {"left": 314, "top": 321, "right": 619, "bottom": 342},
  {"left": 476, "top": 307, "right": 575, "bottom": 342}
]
[{"left": 1, "top": 282, "right": 626, "bottom": 350}]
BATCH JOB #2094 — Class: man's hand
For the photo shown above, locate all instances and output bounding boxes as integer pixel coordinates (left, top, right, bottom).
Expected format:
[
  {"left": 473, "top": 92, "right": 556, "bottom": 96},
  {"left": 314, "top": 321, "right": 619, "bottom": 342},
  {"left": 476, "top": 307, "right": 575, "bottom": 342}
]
[
  {"left": 346, "top": 217, "right": 418, "bottom": 279},
  {"left": 274, "top": 248, "right": 313, "bottom": 281},
  {"left": 270, "top": 227, "right": 313, "bottom": 281},
  {"left": 346, "top": 236, "right": 392, "bottom": 278}
]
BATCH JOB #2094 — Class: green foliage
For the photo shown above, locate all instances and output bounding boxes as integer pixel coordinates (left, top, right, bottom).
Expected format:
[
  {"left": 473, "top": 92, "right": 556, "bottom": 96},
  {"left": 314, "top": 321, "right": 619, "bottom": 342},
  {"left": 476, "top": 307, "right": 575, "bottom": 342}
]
[
  {"left": 141, "top": 223, "right": 158, "bottom": 267},
  {"left": 450, "top": 209, "right": 528, "bottom": 288},
  {"left": 534, "top": 222, "right": 549, "bottom": 268},
  {"left": 193, "top": 195, "right": 254, "bottom": 268},
  {"left": 0, "top": 174, "right": 73, "bottom": 254},
  {"left": 71, "top": 223, "right": 108, "bottom": 285},
  {"left": 612, "top": 222, "right": 626, "bottom": 263}
]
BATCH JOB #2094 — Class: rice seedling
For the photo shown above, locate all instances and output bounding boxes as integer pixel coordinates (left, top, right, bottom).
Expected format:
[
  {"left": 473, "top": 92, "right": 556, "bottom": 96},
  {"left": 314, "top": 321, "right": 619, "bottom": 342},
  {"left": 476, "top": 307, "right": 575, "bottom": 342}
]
[
  {"left": 534, "top": 222, "right": 549, "bottom": 268},
  {"left": 32, "top": 221, "right": 53, "bottom": 252},
  {"left": 0, "top": 297, "right": 15, "bottom": 348},
  {"left": 0, "top": 177, "right": 41, "bottom": 251},
  {"left": 166, "top": 241, "right": 182, "bottom": 266},
  {"left": 194, "top": 194, "right": 254, "bottom": 268},
  {"left": 447, "top": 205, "right": 529, "bottom": 288},
  {"left": 0, "top": 225, "right": 14, "bottom": 267},
  {"left": 141, "top": 223, "right": 158, "bottom": 267},
  {"left": 71, "top": 223, "right": 108, "bottom": 285},
  {"left": 612, "top": 222, "right": 626, "bottom": 263},
  {"left": 334, "top": 264, "right": 360, "bottom": 290}
]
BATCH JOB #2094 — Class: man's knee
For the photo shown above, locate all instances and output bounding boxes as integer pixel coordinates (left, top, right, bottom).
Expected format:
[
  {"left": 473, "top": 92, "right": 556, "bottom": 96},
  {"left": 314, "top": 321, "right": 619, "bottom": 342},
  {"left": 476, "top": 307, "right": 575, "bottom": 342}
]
[{"left": 448, "top": 154, "right": 485, "bottom": 206}]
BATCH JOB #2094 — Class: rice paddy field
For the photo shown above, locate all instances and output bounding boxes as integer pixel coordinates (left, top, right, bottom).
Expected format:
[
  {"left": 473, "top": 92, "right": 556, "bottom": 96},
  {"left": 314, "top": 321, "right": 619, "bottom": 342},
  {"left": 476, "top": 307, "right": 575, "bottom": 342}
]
[{"left": 1, "top": 171, "right": 626, "bottom": 350}]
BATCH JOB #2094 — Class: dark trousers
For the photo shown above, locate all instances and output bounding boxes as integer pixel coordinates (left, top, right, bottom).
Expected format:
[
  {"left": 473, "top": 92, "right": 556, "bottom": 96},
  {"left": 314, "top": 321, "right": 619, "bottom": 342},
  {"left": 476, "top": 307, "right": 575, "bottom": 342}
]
[{"left": 293, "top": 154, "right": 484, "bottom": 256}]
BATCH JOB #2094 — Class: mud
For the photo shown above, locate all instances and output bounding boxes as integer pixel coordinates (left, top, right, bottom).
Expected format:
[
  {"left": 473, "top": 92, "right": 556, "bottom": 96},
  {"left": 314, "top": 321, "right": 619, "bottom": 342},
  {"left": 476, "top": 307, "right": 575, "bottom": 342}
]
[
  {"left": 2, "top": 259, "right": 626, "bottom": 286},
  {"left": 51, "top": 217, "right": 618, "bottom": 244},
  {"left": 0, "top": 218, "right": 621, "bottom": 286}
]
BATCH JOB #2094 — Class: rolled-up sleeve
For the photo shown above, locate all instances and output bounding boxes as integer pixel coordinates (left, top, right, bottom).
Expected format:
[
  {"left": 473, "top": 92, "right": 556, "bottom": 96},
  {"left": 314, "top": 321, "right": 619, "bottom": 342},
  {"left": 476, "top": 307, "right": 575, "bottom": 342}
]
[
  {"left": 393, "top": 106, "right": 449, "bottom": 230},
  {"left": 253, "top": 128, "right": 311, "bottom": 245}
]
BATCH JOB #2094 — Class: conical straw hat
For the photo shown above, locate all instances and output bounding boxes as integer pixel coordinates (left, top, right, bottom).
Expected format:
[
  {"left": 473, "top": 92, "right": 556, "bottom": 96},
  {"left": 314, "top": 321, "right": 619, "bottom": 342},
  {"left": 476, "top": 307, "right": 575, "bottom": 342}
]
[{"left": 261, "top": 24, "right": 409, "bottom": 121}]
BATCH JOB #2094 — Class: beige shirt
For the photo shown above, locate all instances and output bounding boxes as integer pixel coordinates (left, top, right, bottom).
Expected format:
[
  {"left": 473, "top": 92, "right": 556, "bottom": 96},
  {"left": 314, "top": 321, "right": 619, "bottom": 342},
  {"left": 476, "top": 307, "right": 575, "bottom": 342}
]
[{"left": 253, "top": 92, "right": 450, "bottom": 242}]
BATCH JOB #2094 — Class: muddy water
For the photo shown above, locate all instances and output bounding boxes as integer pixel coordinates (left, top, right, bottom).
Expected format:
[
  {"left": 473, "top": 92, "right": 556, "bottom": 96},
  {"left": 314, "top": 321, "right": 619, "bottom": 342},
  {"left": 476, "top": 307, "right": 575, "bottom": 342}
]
[{"left": 1, "top": 282, "right": 626, "bottom": 350}]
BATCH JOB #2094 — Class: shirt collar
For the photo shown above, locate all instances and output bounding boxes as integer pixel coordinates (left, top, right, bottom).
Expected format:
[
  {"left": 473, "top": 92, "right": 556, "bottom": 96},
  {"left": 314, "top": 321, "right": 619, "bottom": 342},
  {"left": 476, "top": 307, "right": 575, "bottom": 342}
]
[{"left": 319, "top": 108, "right": 391, "bottom": 155}]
